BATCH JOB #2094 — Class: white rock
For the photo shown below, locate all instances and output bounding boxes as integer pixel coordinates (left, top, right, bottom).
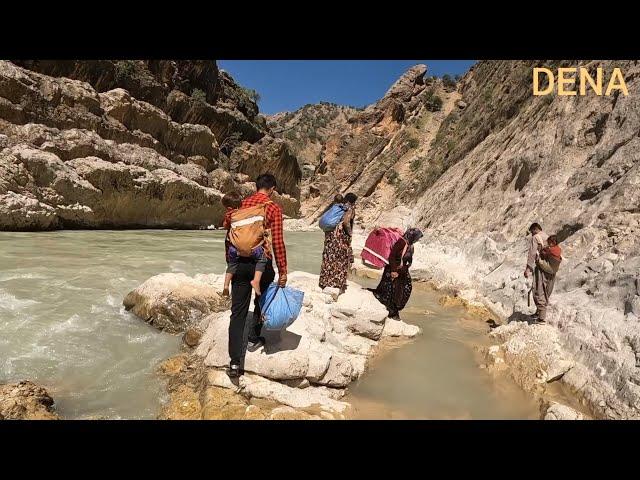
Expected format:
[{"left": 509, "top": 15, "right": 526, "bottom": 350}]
[
  {"left": 544, "top": 402, "right": 585, "bottom": 420},
  {"left": 207, "top": 370, "right": 350, "bottom": 414},
  {"left": 123, "top": 272, "right": 226, "bottom": 334},
  {"left": 381, "top": 319, "right": 421, "bottom": 337}
]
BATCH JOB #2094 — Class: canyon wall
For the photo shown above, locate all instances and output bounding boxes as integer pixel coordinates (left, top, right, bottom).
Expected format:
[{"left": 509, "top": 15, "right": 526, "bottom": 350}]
[
  {"left": 0, "top": 60, "right": 301, "bottom": 230},
  {"left": 273, "top": 60, "right": 640, "bottom": 418}
]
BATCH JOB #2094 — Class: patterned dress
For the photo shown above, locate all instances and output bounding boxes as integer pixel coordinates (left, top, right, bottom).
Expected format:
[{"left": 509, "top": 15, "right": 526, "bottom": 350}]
[
  {"left": 318, "top": 208, "right": 354, "bottom": 292},
  {"left": 372, "top": 238, "right": 414, "bottom": 318}
]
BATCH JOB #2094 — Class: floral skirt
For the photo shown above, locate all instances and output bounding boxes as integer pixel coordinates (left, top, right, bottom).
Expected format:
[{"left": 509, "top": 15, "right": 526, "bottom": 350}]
[
  {"left": 372, "top": 266, "right": 412, "bottom": 317},
  {"left": 318, "top": 228, "right": 353, "bottom": 291}
]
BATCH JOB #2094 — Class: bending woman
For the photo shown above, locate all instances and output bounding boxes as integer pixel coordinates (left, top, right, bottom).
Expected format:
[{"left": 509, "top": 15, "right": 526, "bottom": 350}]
[
  {"left": 370, "top": 227, "right": 423, "bottom": 320},
  {"left": 318, "top": 192, "right": 357, "bottom": 294}
]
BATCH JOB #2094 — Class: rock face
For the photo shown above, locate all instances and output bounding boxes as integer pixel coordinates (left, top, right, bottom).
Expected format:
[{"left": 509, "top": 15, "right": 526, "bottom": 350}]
[
  {"left": 0, "top": 60, "right": 301, "bottom": 230},
  {"left": 0, "top": 381, "right": 59, "bottom": 420},
  {"left": 128, "top": 271, "right": 421, "bottom": 418},
  {"left": 268, "top": 65, "right": 460, "bottom": 228},
  {"left": 267, "top": 102, "right": 358, "bottom": 177},
  {"left": 272, "top": 61, "right": 640, "bottom": 419}
]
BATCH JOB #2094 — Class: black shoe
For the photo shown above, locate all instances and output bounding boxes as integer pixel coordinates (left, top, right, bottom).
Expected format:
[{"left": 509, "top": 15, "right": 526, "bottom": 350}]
[
  {"left": 227, "top": 364, "right": 243, "bottom": 378},
  {"left": 247, "top": 337, "right": 265, "bottom": 353}
]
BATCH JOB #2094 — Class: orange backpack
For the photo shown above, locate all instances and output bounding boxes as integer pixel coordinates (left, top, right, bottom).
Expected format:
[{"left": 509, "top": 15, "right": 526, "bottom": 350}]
[{"left": 228, "top": 201, "right": 272, "bottom": 257}]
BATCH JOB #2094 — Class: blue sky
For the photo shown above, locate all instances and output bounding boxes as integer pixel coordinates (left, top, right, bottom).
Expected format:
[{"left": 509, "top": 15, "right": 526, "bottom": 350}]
[{"left": 218, "top": 60, "right": 476, "bottom": 115}]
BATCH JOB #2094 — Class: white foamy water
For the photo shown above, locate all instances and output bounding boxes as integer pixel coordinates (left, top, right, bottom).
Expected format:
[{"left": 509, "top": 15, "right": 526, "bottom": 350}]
[{"left": 0, "top": 229, "right": 323, "bottom": 419}]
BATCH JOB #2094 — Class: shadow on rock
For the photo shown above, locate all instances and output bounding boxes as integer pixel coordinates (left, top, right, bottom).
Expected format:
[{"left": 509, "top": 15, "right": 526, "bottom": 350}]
[
  {"left": 262, "top": 329, "right": 302, "bottom": 354},
  {"left": 507, "top": 312, "right": 534, "bottom": 324}
]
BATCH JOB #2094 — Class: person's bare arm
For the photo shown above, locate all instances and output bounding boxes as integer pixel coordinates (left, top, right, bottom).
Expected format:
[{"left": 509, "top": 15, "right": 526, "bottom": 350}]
[
  {"left": 342, "top": 208, "right": 354, "bottom": 236},
  {"left": 525, "top": 236, "right": 537, "bottom": 277}
]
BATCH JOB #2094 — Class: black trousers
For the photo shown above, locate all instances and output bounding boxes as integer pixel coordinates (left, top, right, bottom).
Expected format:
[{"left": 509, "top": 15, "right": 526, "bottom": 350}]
[{"left": 228, "top": 258, "right": 276, "bottom": 367}]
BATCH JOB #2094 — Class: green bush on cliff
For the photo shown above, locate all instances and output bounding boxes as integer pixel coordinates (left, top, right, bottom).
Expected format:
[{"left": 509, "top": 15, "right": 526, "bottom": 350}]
[
  {"left": 407, "top": 137, "right": 419, "bottom": 149},
  {"left": 410, "top": 157, "right": 424, "bottom": 172},
  {"left": 442, "top": 74, "right": 457, "bottom": 89},
  {"left": 386, "top": 169, "right": 401, "bottom": 185},
  {"left": 114, "top": 60, "right": 137, "bottom": 82},
  {"left": 191, "top": 88, "right": 208, "bottom": 105},
  {"left": 240, "top": 87, "right": 261, "bottom": 104},
  {"left": 424, "top": 89, "right": 443, "bottom": 112}
]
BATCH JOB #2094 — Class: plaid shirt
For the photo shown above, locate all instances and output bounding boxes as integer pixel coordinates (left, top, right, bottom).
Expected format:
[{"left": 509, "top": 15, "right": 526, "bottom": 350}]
[{"left": 223, "top": 192, "right": 287, "bottom": 275}]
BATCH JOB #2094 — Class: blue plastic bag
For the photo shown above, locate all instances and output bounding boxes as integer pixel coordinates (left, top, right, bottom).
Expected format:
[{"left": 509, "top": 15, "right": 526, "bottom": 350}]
[
  {"left": 318, "top": 204, "right": 347, "bottom": 232},
  {"left": 259, "top": 283, "right": 304, "bottom": 331}
]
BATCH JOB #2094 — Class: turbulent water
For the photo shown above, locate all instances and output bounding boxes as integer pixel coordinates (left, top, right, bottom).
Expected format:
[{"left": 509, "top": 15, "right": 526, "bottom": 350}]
[{"left": 1, "top": 230, "right": 538, "bottom": 419}]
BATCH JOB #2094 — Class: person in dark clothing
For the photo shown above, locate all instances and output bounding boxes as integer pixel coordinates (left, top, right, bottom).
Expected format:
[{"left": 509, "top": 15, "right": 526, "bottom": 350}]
[
  {"left": 370, "top": 227, "right": 424, "bottom": 320},
  {"left": 227, "top": 173, "right": 287, "bottom": 378}
]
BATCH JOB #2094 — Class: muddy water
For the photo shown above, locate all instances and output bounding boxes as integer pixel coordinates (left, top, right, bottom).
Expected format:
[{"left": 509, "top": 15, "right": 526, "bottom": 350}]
[
  {"left": 345, "top": 279, "right": 540, "bottom": 419},
  {"left": 0, "top": 229, "right": 538, "bottom": 419}
]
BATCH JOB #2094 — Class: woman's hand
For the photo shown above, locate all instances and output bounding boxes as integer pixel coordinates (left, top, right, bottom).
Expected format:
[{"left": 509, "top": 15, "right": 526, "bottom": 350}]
[{"left": 390, "top": 271, "right": 399, "bottom": 279}]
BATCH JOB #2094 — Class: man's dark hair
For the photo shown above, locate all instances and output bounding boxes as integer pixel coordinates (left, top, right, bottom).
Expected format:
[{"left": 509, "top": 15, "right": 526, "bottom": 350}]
[
  {"left": 529, "top": 222, "right": 542, "bottom": 233},
  {"left": 221, "top": 191, "right": 242, "bottom": 209},
  {"left": 256, "top": 173, "right": 277, "bottom": 191},
  {"left": 334, "top": 193, "right": 344, "bottom": 204},
  {"left": 547, "top": 235, "right": 558, "bottom": 246},
  {"left": 344, "top": 192, "right": 358, "bottom": 204}
]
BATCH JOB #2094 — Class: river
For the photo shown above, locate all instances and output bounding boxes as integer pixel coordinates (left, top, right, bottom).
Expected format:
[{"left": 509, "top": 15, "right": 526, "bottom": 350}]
[{"left": 0, "top": 230, "right": 539, "bottom": 419}]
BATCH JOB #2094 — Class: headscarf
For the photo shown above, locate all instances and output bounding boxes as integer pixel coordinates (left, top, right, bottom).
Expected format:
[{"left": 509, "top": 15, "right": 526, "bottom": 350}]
[{"left": 403, "top": 228, "right": 424, "bottom": 245}]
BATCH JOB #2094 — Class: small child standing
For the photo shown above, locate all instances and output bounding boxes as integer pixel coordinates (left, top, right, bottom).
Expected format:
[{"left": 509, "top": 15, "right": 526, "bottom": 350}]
[{"left": 221, "top": 191, "right": 269, "bottom": 297}]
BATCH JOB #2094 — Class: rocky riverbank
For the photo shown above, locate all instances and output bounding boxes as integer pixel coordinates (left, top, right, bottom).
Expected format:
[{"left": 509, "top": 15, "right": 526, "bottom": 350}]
[
  {"left": 0, "top": 381, "right": 59, "bottom": 419},
  {"left": 350, "top": 230, "right": 636, "bottom": 420},
  {"left": 124, "top": 270, "right": 420, "bottom": 419}
]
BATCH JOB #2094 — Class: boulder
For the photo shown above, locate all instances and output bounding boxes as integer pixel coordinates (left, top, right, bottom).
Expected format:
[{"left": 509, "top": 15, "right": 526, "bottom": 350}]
[
  {"left": 0, "top": 381, "right": 59, "bottom": 420},
  {"left": 123, "top": 273, "right": 226, "bottom": 334},
  {"left": 544, "top": 402, "right": 585, "bottom": 420}
]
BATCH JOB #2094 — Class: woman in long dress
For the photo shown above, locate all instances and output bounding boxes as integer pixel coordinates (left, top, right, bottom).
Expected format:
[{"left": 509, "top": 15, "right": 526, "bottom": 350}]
[
  {"left": 318, "top": 193, "right": 358, "bottom": 293},
  {"left": 371, "top": 228, "right": 424, "bottom": 319}
]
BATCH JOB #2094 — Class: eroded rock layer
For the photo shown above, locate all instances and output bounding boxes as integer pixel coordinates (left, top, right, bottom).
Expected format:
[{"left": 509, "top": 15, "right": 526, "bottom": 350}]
[{"left": 0, "top": 60, "right": 301, "bottom": 230}]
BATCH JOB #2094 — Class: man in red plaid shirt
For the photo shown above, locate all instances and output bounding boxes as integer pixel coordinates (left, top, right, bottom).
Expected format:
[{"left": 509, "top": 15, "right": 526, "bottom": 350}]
[{"left": 226, "top": 173, "right": 288, "bottom": 378}]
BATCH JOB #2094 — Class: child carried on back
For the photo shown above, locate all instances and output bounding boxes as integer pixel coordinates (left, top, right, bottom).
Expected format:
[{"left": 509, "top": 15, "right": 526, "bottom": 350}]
[
  {"left": 221, "top": 192, "right": 268, "bottom": 297},
  {"left": 536, "top": 234, "right": 562, "bottom": 275}
]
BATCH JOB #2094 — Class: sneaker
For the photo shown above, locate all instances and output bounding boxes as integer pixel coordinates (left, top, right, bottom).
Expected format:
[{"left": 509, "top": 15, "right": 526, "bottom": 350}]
[
  {"left": 227, "top": 364, "right": 243, "bottom": 378},
  {"left": 247, "top": 336, "right": 265, "bottom": 352}
]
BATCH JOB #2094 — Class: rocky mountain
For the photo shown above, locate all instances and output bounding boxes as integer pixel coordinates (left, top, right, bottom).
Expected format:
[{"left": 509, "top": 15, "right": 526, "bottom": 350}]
[
  {"left": 268, "top": 65, "right": 462, "bottom": 224},
  {"left": 273, "top": 61, "right": 640, "bottom": 419},
  {"left": 0, "top": 60, "right": 301, "bottom": 230},
  {"left": 267, "top": 102, "right": 359, "bottom": 177}
]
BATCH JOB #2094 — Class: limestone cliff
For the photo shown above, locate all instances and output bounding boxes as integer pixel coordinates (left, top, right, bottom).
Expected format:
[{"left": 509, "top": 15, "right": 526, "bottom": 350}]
[
  {"left": 0, "top": 60, "right": 301, "bottom": 230},
  {"left": 274, "top": 61, "right": 640, "bottom": 419},
  {"left": 268, "top": 65, "right": 461, "bottom": 225}
]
